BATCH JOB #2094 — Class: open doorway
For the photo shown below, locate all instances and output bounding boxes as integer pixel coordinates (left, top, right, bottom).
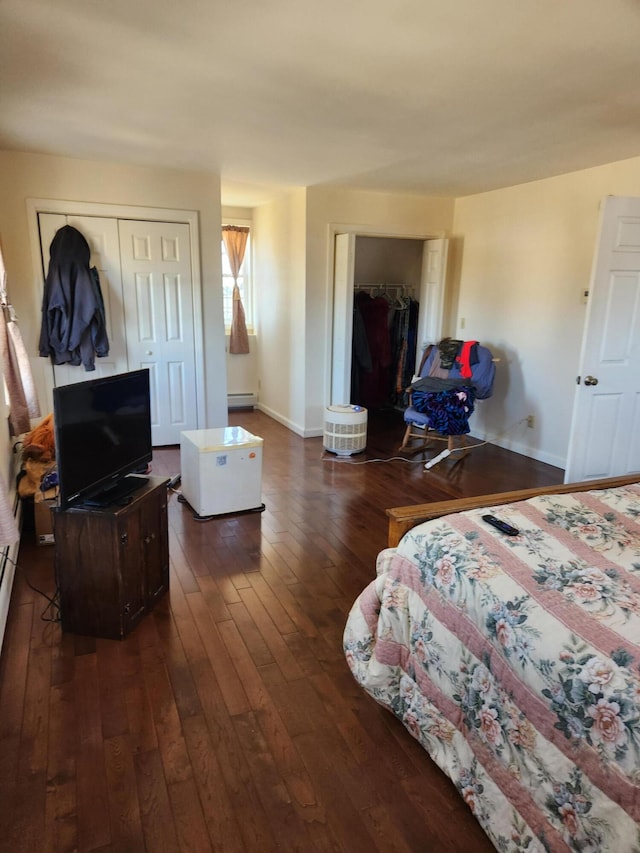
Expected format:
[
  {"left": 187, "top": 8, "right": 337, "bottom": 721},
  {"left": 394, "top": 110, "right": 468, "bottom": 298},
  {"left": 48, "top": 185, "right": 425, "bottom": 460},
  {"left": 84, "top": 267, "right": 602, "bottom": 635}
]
[{"left": 331, "top": 232, "right": 448, "bottom": 410}]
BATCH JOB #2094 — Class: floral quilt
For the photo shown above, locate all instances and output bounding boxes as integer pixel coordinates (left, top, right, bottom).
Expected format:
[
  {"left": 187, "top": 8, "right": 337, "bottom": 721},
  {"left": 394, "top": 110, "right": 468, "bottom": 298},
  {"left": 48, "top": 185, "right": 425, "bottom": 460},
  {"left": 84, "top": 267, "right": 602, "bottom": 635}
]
[{"left": 344, "top": 484, "right": 640, "bottom": 852}]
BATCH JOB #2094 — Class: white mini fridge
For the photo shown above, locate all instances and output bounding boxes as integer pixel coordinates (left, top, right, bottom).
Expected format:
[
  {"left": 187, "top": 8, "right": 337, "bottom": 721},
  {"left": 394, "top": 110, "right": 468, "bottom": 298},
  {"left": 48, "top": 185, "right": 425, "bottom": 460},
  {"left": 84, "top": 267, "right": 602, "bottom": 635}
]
[{"left": 180, "top": 426, "right": 263, "bottom": 517}]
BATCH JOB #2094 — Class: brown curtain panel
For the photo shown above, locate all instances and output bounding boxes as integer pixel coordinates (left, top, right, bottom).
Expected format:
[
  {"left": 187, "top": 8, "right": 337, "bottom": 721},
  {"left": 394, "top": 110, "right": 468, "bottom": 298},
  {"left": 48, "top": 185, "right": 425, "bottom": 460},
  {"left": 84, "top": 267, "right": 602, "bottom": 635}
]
[{"left": 222, "top": 225, "right": 250, "bottom": 354}]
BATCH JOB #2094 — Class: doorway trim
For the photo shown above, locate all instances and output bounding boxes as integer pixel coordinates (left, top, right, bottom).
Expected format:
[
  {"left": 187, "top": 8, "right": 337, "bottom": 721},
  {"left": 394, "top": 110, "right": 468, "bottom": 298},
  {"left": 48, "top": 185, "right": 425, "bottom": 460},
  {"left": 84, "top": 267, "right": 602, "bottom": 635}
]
[
  {"left": 325, "top": 221, "right": 447, "bottom": 409},
  {"left": 26, "top": 198, "right": 205, "bottom": 430}
]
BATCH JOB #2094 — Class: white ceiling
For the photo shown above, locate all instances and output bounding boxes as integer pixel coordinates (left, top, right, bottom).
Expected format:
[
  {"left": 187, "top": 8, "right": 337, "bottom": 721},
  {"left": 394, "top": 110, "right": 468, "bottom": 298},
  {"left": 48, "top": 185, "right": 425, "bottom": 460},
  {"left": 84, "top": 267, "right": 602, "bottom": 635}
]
[{"left": 2, "top": 0, "right": 640, "bottom": 207}]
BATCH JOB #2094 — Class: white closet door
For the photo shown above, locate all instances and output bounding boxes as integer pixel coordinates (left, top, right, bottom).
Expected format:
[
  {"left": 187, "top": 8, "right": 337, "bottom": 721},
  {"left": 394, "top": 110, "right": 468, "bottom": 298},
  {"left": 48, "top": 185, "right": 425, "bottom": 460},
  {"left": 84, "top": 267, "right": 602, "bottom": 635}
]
[
  {"left": 118, "top": 220, "right": 198, "bottom": 445},
  {"left": 416, "top": 238, "right": 449, "bottom": 373},
  {"left": 38, "top": 214, "right": 128, "bottom": 384},
  {"left": 331, "top": 233, "right": 356, "bottom": 405}
]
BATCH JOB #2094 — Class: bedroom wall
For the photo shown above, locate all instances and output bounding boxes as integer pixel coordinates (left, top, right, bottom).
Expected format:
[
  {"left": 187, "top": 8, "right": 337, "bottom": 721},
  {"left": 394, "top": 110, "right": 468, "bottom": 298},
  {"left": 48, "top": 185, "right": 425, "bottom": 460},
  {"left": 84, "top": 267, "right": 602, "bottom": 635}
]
[
  {"left": 304, "top": 187, "right": 455, "bottom": 434},
  {"left": 353, "top": 236, "right": 425, "bottom": 288},
  {"left": 452, "top": 154, "right": 640, "bottom": 468},
  {"left": 252, "top": 189, "right": 307, "bottom": 434},
  {"left": 0, "top": 149, "right": 228, "bottom": 430}
]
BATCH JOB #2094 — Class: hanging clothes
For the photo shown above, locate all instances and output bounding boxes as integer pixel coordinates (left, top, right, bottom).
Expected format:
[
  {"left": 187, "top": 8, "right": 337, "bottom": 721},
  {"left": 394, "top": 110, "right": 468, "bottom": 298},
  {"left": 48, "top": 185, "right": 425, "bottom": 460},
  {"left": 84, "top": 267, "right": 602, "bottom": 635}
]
[
  {"left": 384, "top": 295, "right": 419, "bottom": 407},
  {"left": 351, "top": 299, "right": 372, "bottom": 405},
  {"left": 38, "top": 225, "right": 109, "bottom": 371},
  {"left": 351, "top": 289, "right": 420, "bottom": 410},
  {"left": 353, "top": 291, "right": 391, "bottom": 409}
]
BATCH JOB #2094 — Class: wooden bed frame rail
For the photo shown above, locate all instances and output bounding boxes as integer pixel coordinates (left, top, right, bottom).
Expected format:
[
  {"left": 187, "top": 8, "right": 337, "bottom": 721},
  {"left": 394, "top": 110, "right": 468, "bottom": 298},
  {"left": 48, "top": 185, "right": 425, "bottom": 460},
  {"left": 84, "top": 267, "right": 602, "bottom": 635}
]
[{"left": 386, "top": 474, "right": 640, "bottom": 547}]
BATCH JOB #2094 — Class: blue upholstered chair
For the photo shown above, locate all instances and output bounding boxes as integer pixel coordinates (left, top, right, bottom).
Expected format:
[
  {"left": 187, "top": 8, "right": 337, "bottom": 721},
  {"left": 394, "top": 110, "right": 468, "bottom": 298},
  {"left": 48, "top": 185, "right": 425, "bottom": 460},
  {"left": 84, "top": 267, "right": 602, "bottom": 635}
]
[{"left": 400, "top": 342, "right": 496, "bottom": 456}]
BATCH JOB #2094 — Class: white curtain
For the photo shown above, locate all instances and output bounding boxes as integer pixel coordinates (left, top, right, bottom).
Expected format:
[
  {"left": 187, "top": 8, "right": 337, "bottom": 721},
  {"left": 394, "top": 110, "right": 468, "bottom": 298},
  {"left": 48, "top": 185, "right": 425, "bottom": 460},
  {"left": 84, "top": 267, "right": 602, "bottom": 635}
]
[{"left": 0, "top": 241, "right": 41, "bottom": 436}]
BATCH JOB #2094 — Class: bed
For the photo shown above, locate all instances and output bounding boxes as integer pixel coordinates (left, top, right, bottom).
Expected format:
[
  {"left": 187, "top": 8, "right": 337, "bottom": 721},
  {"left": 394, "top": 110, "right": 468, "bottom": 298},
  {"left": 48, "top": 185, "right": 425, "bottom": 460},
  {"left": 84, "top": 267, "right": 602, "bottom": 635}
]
[{"left": 343, "top": 475, "right": 640, "bottom": 852}]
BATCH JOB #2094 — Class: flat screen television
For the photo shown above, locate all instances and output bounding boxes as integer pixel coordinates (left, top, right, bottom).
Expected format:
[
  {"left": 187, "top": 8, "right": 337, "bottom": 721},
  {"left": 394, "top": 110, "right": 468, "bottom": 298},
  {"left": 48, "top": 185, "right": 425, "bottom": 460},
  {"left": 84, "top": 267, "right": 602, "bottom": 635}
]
[{"left": 53, "top": 369, "right": 153, "bottom": 509}]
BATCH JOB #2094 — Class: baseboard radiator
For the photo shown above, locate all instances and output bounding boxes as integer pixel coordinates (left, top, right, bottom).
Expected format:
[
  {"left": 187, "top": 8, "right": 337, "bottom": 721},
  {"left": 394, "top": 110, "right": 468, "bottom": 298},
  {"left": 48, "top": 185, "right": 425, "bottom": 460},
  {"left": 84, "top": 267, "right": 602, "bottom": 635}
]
[
  {"left": 0, "top": 448, "right": 23, "bottom": 654},
  {"left": 227, "top": 392, "right": 257, "bottom": 410}
]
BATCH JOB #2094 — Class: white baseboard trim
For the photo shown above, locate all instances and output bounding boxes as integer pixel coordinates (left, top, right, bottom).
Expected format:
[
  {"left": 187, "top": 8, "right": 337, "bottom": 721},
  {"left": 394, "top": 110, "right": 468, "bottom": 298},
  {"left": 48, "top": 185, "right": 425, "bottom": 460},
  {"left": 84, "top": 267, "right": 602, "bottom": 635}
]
[
  {"left": 304, "top": 427, "right": 324, "bottom": 438},
  {"left": 472, "top": 429, "right": 566, "bottom": 471},
  {"left": 255, "top": 404, "right": 326, "bottom": 439},
  {"left": 255, "top": 403, "right": 305, "bottom": 437}
]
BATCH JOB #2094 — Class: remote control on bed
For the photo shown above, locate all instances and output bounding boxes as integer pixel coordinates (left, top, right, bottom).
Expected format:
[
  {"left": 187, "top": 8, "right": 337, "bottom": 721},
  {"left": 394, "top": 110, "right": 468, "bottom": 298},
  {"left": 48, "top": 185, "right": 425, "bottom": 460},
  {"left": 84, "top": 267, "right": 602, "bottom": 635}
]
[{"left": 481, "top": 514, "right": 520, "bottom": 536}]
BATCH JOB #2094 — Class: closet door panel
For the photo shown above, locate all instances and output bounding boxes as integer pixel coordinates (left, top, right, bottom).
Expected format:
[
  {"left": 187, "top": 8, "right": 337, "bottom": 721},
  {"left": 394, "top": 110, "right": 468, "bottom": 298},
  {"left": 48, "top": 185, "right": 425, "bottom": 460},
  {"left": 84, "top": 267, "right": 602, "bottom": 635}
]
[
  {"left": 331, "top": 233, "right": 356, "bottom": 405},
  {"left": 65, "top": 216, "right": 128, "bottom": 378},
  {"left": 38, "top": 213, "right": 128, "bottom": 385},
  {"left": 118, "top": 220, "right": 198, "bottom": 445},
  {"left": 416, "top": 238, "right": 448, "bottom": 373}
]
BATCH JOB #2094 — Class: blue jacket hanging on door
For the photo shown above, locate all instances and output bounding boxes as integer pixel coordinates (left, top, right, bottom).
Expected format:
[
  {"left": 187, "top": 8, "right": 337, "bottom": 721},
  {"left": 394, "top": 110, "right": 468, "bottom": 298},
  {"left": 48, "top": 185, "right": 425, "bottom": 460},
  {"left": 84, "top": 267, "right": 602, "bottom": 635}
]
[{"left": 38, "top": 225, "right": 110, "bottom": 371}]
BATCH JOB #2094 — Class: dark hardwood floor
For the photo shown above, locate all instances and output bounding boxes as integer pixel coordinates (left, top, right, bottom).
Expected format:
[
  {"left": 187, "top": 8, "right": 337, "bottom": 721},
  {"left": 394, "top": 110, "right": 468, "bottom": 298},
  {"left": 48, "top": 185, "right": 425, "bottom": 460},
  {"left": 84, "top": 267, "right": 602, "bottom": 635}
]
[{"left": 0, "top": 410, "right": 563, "bottom": 852}]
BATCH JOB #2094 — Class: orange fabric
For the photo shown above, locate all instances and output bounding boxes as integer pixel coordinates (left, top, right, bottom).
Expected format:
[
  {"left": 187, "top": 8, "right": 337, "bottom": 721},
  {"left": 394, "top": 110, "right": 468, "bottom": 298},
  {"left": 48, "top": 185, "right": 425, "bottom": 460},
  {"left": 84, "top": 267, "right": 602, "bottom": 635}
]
[{"left": 23, "top": 413, "right": 56, "bottom": 463}]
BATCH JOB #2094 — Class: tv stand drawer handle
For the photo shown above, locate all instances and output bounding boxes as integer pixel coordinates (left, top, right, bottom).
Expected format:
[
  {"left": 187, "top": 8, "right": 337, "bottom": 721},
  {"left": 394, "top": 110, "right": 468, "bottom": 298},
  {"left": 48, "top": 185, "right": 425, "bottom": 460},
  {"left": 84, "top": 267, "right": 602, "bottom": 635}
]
[{"left": 144, "top": 533, "right": 156, "bottom": 544}]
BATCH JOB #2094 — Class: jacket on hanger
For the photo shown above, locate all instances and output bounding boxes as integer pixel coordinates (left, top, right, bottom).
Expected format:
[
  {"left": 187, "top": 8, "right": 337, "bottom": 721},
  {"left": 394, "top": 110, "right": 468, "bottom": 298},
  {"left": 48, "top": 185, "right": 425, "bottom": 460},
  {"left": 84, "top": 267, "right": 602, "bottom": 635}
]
[{"left": 38, "top": 225, "right": 109, "bottom": 371}]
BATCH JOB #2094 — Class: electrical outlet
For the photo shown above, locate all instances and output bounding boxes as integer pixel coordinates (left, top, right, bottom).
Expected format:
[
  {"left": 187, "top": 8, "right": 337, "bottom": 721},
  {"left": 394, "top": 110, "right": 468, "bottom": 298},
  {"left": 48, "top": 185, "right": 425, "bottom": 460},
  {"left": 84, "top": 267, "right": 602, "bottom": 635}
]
[{"left": 526, "top": 414, "right": 535, "bottom": 429}]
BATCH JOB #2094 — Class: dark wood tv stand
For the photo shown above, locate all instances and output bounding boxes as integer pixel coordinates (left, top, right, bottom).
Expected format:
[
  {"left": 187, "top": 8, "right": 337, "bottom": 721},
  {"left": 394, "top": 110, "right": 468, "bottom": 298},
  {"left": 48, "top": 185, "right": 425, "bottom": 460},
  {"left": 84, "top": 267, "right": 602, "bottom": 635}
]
[{"left": 53, "top": 476, "right": 170, "bottom": 639}]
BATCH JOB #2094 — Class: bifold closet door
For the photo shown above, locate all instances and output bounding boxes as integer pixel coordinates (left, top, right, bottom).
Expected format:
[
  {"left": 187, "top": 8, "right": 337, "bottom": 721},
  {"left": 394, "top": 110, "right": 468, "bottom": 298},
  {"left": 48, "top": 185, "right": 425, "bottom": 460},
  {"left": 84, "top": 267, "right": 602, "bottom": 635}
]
[
  {"left": 331, "top": 232, "right": 356, "bottom": 405},
  {"left": 416, "top": 238, "right": 448, "bottom": 374},
  {"left": 38, "top": 213, "right": 129, "bottom": 385},
  {"left": 118, "top": 220, "right": 198, "bottom": 445}
]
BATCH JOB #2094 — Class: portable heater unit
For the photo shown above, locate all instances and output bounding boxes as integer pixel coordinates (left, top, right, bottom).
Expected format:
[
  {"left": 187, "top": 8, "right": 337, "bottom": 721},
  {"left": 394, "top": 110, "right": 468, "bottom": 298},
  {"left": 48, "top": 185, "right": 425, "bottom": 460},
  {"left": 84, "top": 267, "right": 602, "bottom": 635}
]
[{"left": 323, "top": 405, "right": 368, "bottom": 456}]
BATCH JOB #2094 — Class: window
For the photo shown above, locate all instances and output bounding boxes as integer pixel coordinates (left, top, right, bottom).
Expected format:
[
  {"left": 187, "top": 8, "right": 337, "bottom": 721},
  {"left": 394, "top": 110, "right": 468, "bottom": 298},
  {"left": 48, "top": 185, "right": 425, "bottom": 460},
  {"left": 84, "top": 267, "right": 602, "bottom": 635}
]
[{"left": 221, "top": 222, "right": 252, "bottom": 332}]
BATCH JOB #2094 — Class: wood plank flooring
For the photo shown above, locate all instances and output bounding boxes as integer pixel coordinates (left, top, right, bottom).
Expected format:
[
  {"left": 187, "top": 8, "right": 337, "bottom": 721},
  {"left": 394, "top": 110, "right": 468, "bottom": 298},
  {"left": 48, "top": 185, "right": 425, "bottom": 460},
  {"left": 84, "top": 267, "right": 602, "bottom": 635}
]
[{"left": 0, "top": 410, "right": 564, "bottom": 852}]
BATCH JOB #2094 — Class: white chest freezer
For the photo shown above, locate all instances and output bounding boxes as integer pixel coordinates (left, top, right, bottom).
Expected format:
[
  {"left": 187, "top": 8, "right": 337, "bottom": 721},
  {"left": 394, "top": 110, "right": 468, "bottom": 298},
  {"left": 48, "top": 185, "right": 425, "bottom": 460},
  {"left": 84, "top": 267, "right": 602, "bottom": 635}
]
[{"left": 180, "top": 427, "right": 263, "bottom": 517}]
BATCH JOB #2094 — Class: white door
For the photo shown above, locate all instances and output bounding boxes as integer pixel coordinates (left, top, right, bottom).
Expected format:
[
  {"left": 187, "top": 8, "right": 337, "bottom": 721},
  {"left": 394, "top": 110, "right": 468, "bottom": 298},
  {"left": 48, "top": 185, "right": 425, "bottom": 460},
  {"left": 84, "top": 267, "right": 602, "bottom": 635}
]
[
  {"left": 415, "top": 238, "right": 449, "bottom": 373},
  {"left": 564, "top": 196, "right": 640, "bottom": 482},
  {"left": 38, "top": 214, "right": 128, "bottom": 383},
  {"left": 118, "top": 220, "right": 198, "bottom": 445},
  {"left": 331, "top": 233, "right": 356, "bottom": 405}
]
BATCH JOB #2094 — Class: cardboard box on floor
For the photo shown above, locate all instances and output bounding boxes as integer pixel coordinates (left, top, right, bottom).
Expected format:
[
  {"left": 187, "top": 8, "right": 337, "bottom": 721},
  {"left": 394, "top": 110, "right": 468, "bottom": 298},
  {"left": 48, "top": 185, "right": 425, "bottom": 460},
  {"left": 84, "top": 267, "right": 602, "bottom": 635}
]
[{"left": 34, "top": 496, "right": 56, "bottom": 546}]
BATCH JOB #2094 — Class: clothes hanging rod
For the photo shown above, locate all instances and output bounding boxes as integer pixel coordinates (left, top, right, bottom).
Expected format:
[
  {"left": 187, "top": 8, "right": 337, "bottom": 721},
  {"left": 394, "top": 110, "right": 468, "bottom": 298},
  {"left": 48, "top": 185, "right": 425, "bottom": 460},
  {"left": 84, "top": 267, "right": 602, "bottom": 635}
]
[{"left": 354, "top": 283, "right": 411, "bottom": 292}]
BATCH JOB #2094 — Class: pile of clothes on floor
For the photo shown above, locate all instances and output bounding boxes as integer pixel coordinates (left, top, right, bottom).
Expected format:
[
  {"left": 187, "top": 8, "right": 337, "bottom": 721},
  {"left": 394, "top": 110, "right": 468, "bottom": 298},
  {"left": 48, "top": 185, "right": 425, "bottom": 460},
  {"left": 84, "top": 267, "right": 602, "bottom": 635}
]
[{"left": 17, "top": 413, "right": 58, "bottom": 501}]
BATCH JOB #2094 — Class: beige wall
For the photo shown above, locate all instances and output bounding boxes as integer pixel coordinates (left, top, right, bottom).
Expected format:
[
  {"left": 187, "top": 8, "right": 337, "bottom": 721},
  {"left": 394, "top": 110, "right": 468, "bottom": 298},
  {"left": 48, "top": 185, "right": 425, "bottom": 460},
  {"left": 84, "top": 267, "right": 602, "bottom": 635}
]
[
  {"left": 253, "top": 189, "right": 307, "bottom": 433},
  {"left": 354, "top": 237, "right": 425, "bottom": 289},
  {"left": 225, "top": 334, "right": 258, "bottom": 398},
  {"left": 0, "top": 150, "right": 227, "bottom": 429},
  {"left": 452, "top": 155, "right": 640, "bottom": 467}
]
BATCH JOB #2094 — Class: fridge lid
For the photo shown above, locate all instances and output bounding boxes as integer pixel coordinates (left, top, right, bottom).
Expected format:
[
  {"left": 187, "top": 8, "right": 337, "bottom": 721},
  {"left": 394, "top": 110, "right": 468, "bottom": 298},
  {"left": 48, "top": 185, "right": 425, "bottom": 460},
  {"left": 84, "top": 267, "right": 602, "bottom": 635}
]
[{"left": 182, "top": 426, "right": 263, "bottom": 452}]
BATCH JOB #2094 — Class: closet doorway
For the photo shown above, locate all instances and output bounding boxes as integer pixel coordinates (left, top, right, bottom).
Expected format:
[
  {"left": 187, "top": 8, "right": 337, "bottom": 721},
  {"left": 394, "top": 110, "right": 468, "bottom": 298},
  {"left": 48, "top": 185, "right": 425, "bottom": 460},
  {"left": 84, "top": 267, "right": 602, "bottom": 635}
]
[{"left": 331, "top": 232, "right": 448, "bottom": 408}]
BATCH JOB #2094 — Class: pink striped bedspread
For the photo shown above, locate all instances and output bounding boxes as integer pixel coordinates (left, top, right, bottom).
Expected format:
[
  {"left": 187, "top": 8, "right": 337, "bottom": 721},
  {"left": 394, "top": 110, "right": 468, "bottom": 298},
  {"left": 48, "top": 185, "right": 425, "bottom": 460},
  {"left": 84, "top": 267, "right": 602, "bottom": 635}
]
[{"left": 343, "top": 484, "right": 640, "bottom": 852}]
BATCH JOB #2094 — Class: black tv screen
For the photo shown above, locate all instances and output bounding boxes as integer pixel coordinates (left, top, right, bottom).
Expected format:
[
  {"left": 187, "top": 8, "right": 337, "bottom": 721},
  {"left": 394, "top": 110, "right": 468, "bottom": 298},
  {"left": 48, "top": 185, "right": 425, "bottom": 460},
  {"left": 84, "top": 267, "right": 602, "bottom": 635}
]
[{"left": 53, "top": 369, "right": 153, "bottom": 509}]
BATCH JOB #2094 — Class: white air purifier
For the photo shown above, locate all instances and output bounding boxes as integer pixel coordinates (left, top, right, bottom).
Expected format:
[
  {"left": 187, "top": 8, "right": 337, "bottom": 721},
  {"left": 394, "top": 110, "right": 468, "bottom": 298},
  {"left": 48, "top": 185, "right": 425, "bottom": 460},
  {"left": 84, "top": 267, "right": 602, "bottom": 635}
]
[{"left": 323, "top": 405, "right": 368, "bottom": 456}]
